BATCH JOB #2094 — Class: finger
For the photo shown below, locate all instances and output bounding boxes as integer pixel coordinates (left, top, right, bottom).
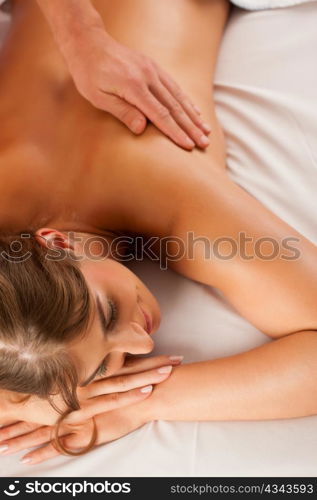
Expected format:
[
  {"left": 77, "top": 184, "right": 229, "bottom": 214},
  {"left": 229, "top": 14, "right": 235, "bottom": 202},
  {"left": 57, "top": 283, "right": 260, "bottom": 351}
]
[
  {"left": 86, "top": 364, "right": 174, "bottom": 398},
  {"left": 0, "top": 420, "right": 20, "bottom": 428},
  {"left": 64, "top": 384, "right": 154, "bottom": 424},
  {"left": 20, "top": 442, "right": 62, "bottom": 466},
  {"left": 20, "top": 427, "right": 91, "bottom": 465},
  {"left": 104, "top": 354, "right": 184, "bottom": 376},
  {"left": 96, "top": 92, "right": 147, "bottom": 134},
  {"left": 0, "top": 421, "right": 40, "bottom": 442},
  {"left": 150, "top": 80, "right": 210, "bottom": 150},
  {"left": 0, "top": 426, "right": 52, "bottom": 456},
  {"left": 159, "top": 69, "right": 211, "bottom": 135},
  {"left": 131, "top": 88, "right": 196, "bottom": 150}
]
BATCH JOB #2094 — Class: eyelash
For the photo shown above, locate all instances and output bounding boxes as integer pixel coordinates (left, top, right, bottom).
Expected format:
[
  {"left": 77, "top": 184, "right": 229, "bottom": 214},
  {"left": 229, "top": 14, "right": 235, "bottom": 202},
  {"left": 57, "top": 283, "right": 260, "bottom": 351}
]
[
  {"left": 96, "top": 300, "right": 118, "bottom": 378},
  {"left": 107, "top": 299, "right": 118, "bottom": 329},
  {"left": 97, "top": 360, "right": 108, "bottom": 377}
]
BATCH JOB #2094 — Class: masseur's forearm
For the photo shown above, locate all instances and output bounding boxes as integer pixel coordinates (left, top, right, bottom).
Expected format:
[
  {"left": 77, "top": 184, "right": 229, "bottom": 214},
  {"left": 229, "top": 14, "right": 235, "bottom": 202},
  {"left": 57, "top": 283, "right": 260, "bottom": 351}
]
[
  {"left": 141, "top": 331, "right": 317, "bottom": 422},
  {"left": 36, "top": 0, "right": 107, "bottom": 50}
]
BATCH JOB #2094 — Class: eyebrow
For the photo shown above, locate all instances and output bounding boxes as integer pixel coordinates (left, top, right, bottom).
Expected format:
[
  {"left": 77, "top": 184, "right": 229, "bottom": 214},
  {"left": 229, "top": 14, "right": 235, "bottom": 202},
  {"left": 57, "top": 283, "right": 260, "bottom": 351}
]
[{"left": 79, "top": 295, "right": 108, "bottom": 387}]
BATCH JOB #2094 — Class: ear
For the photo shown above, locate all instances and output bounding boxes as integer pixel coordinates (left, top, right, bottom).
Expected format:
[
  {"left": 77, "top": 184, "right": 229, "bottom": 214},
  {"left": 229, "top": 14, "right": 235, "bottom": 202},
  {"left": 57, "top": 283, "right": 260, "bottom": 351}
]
[{"left": 34, "top": 228, "right": 75, "bottom": 252}]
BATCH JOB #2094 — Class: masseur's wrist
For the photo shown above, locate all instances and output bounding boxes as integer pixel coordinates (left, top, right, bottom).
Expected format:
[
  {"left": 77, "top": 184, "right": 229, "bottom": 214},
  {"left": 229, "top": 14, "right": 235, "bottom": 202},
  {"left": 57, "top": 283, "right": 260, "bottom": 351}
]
[{"left": 36, "top": 0, "right": 107, "bottom": 54}]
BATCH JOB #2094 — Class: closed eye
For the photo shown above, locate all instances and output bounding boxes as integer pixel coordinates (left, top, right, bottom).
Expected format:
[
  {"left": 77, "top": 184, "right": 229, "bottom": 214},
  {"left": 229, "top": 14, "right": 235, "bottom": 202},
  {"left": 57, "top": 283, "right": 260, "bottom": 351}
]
[
  {"left": 107, "top": 300, "right": 118, "bottom": 330},
  {"left": 79, "top": 295, "right": 117, "bottom": 387},
  {"left": 96, "top": 295, "right": 118, "bottom": 334}
]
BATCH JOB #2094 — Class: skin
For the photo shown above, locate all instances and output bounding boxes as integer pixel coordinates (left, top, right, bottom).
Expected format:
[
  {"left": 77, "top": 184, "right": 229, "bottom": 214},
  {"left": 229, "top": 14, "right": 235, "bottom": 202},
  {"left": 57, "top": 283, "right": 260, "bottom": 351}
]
[
  {"left": 1, "top": 0, "right": 317, "bottom": 464},
  {"left": 0, "top": 0, "right": 225, "bottom": 235},
  {"left": 59, "top": 231, "right": 161, "bottom": 383},
  {"left": 36, "top": 0, "right": 211, "bottom": 150}
]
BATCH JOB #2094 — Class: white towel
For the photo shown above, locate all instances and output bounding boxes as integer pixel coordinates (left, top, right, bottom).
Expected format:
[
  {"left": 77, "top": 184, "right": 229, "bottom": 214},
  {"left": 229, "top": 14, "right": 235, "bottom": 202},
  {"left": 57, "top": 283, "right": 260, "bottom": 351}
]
[{"left": 231, "top": 0, "right": 315, "bottom": 9}]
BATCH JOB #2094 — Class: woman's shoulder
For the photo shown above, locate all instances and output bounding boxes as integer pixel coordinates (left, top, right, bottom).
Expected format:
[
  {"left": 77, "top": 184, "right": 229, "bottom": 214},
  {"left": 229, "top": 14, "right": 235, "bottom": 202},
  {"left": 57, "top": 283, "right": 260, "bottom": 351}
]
[{"left": 107, "top": 125, "right": 224, "bottom": 234}]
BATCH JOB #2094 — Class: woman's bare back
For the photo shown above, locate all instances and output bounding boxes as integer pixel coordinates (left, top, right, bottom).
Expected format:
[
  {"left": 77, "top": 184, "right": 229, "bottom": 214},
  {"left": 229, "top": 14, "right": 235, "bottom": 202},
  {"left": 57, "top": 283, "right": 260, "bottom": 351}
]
[{"left": 0, "top": 0, "right": 229, "bottom": 235}]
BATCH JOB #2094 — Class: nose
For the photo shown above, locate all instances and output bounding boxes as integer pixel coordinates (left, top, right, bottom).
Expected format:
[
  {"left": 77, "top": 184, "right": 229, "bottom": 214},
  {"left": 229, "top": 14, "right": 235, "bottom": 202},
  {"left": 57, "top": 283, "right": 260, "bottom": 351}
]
[{"left": 109, "top": 321, "right": 154, "bottom": 355}]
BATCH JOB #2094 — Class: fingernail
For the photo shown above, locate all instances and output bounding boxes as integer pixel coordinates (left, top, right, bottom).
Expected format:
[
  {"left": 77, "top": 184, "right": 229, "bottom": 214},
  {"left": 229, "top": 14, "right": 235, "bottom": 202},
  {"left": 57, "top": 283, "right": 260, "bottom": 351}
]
[
  {"left": 194, "top": 105, "right": 201, "bottom": 114},
  {"left": 200, "top": 135, "right": 210, "bottom": 147},
  {"left": 0, "top": 445, "right": 9, "bottom": 453},
  {"left": 169, "top": 355, "right": 184, "bottom": 363},
  {"left": 140, "top": 385, "right": 153, "bottom": 394},
  {"left": 202, "top": 122, "right": 211, "bottom": 134},
  {"left": 20, "top": 457, "right": 32, "bottom": 464},
  {"left": 157, "top": 365, "right": 172, "bottom": 374},
  {"left": 185, "top": 137, "right": 195, "bottom": 149}
]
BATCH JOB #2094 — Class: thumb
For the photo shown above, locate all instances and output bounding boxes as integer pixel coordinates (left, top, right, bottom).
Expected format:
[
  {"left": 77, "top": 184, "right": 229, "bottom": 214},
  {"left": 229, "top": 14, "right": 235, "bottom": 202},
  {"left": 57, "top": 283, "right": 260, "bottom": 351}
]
[{"left": 104, "top": 94, "right": 147, "bottom": 134}]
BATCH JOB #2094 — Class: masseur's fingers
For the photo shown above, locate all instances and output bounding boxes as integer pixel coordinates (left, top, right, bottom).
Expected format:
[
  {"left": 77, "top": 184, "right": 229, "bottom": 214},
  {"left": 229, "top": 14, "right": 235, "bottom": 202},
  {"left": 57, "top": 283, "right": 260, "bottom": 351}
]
[
  {"left": 150, "top": 80, "right": 210, "bottom": 150},
  {"left": 158, "top": 67, "right": 211, "bottom": 135},
  {"left": 131, "top": 87, "right": 197, "bottom": 150},
  {"left": 96, "top": 93, "right": 147, "bottom": 135}
]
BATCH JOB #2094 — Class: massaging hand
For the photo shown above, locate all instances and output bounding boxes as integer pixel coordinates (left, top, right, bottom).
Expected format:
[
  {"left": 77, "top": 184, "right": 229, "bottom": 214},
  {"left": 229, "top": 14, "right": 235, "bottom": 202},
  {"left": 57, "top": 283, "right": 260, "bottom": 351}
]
[
  {"left": 37, "top": 0, "right": 210, "bottom": 149},
  {"left": 61, "top": 28, "right": 211, "bottom": 150},
  {"left": 0, "top": 354, "right": 182, "bottom": 464}
]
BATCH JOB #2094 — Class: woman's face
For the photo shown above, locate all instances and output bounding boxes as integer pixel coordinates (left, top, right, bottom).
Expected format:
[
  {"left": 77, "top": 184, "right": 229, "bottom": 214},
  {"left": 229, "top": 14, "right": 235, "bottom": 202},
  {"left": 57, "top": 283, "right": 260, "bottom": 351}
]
[{"left": 67, "top": 256, "right": 161, "bottom": 386}]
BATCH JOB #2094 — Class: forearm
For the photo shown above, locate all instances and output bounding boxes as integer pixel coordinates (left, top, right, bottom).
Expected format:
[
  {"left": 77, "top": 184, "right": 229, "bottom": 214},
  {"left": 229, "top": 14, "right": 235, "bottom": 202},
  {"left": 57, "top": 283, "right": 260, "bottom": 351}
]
[
  {"left": 140, "top": 331, "right": 317, "bottom": 422},
  {"left": 36, "top": 0, "right": 108, "bottom": 51}
]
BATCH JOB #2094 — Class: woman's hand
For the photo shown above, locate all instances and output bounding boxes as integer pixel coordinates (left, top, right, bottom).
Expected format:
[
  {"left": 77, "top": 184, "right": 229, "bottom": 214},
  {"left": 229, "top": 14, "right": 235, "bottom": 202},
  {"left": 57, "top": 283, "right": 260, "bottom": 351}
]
[
  {"left": 0, "top": 400, "right": 152, "bottom": 465},
  {"left": 0, "top": 354, "right": 183, "bottom": 462},
  {"left": 1, "top": 355, "right": 182, "bottom": 427},
  {"left": 37, "top": 0, "right": 210, "bottom": 150}
]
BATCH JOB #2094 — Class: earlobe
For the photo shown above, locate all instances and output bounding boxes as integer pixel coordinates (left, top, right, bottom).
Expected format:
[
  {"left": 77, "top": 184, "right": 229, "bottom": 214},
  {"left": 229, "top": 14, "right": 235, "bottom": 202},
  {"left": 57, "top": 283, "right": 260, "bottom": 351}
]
[{"left": 34, "top": 228, "right": 74, "bottom": 251}]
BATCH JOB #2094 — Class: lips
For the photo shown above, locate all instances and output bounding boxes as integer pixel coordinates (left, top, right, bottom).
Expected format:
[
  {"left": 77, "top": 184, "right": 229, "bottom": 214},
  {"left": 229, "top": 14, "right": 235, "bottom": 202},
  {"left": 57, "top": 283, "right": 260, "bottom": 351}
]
[{"left": 140, "top": 307, "right": 153, "bottom": 335}]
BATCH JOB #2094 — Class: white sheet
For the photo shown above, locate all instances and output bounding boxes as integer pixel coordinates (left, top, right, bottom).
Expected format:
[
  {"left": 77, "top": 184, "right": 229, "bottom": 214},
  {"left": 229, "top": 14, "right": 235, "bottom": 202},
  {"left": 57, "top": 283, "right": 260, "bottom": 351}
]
[
  {"left": 1, "top": 2, "right": 317, "bottom": 477},
  {"left": 231, "top": 0, "right": 315, "bottom": 10}
]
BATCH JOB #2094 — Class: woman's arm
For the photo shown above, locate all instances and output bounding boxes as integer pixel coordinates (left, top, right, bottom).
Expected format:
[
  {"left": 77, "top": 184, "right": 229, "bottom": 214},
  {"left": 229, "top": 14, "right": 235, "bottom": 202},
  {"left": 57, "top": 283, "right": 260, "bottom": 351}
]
[
  {"left": 36, "top": 0, "right": 208, "bottom": 149},
  {"left": 50, "top": 330, "right": 317, "bottom": 423},
  {"left": 141, "top": 330, "right": 317, "bottom": 422},
  {"left": 3, "top": 330, "right": 317, "bottom": 465},
  {"left": 48, "top": 329, "right": 317, "bottom": 423},
  {"left": 169, "top": 165, "right": 317, "bottom": 338}
]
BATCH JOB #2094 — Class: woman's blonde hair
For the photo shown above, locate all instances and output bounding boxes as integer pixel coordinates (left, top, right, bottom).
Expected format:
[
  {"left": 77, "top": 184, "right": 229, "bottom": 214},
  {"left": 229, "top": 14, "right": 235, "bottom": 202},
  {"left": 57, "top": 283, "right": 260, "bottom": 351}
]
[{"left": 0, "top": 231, "right": 96, "bottom": 455}]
